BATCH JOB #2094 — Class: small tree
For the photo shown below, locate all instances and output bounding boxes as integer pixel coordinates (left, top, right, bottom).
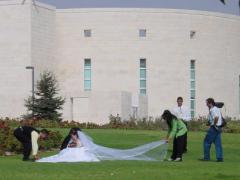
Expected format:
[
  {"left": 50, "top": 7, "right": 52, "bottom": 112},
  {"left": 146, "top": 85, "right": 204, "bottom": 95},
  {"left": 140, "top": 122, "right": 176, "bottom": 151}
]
[{"left": 25, "top": 71, "right": 65, "bottom": 121}]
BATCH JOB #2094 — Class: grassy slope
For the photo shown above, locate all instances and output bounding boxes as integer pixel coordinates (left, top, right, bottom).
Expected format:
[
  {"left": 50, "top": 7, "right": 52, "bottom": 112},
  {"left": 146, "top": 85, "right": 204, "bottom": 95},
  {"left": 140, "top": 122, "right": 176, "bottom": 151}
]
[{"left": 0, "top": 129, "right": 240, "bottom": 180}]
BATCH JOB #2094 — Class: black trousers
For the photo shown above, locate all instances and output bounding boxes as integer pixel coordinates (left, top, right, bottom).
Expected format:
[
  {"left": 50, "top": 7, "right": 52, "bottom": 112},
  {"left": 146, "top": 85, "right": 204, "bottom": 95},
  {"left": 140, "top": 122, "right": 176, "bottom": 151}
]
[
  {"left": 171, "top": 133, "right": 187, "bottom": 159},
  {"left": 14, "top": 128, "right": 32, "bottom": 160}
]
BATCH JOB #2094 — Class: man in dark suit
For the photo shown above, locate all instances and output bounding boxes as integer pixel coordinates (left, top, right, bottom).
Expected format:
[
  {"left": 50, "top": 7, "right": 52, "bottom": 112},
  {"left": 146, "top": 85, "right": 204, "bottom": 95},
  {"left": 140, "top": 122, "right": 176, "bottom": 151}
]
[{"left": 14, "top": 126, "right": 49, "bottom": 161}]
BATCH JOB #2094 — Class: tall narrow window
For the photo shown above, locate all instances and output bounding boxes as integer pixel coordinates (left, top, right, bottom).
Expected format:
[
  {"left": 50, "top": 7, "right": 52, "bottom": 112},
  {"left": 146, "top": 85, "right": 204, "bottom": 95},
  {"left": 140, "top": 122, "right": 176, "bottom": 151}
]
[
  {"left": 190, "top": 60, "right": 196, "bottom": 118},
  {"left": 140, "top": 58, "right": 147, "bottom": 94},
  {"left": 190, "top": 30, "right": 196, "bottom": 39},
  {"left": 84, "top": 59, "right": 91, "bottom": 91},
  {"left": 84, "top": 29, "right": 91, "bottom": 37},
  {"left": 139, "top": 29, "right": 146, "bottom": 37}
]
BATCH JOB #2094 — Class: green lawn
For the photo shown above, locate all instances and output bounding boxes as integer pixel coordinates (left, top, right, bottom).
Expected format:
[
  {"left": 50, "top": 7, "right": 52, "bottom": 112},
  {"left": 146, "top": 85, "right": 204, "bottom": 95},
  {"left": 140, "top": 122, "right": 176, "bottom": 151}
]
[{"left": 0, "top": 129, "right": 240, "bottom": 180}]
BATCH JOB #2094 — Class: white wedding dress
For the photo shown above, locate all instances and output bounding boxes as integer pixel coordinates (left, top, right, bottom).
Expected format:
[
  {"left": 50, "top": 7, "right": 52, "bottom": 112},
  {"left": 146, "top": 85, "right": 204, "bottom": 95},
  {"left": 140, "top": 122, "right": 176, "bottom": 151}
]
[
  {"left": 37, "top": 131, "right": 167, "bottom": 163},
  {"left": 37, "top": 147, "right": 100, "bottom": 163}
]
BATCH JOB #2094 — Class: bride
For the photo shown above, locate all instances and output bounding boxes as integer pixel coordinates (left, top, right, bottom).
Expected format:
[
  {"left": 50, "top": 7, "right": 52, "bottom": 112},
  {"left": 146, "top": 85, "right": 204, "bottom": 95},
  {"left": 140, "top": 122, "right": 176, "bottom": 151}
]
[{"left": 37, "top": 129, "right": 167, "bottom": 163}]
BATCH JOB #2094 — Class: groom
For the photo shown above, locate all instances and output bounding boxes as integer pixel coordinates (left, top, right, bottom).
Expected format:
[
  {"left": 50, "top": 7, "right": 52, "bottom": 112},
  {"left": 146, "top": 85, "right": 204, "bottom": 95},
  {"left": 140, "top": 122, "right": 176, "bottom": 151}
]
[{"left": 14, "top": 126, "right": 49, "bottom": 161}]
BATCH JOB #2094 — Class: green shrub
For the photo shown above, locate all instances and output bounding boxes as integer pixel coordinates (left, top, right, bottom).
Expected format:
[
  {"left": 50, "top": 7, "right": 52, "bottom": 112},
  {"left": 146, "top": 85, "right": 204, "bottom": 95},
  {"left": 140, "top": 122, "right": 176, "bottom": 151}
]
[
  {"left": 1, "top": 116, "right": 240, "bottom": 134},
  {"left": 223, "top": 121, "right": 240, "bottom": 133},
  {"left": 0, "top": 121, "right": 22, "bottom": 155},
  {"left": 39, "top": 130, "right": 62, "bottom": 150}
]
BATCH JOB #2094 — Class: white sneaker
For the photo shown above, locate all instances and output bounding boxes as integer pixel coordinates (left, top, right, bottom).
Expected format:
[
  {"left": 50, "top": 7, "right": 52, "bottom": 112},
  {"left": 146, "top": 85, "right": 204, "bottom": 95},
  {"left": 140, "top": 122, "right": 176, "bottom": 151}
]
[
  {"left": 174, "top": 158, "right": 182, "bottom": 162},
  {"left": 168, "top": 158, "right": 174, "bottom": 161}
]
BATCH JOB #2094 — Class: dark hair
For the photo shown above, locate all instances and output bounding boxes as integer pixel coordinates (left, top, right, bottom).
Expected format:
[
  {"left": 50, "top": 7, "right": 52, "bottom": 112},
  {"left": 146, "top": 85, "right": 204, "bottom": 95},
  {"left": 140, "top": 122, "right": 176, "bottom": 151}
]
[
  {"left": 161, "top": 110, "right": 177, "bottom": 129},
  {"left": 60, "top": 128, "right": 81, "bottom": 150},
  {"left": 40, "top": 129, "right": 49, "bottom": 136},
  {"left": 69, "top": 128, "right": 81, "bottom": 137},
  {"left": 206, "top": 98, "right": 215, "bottom": 106},
  {"left": 177, "top": 97, "right": 183, "bottom": 101}
]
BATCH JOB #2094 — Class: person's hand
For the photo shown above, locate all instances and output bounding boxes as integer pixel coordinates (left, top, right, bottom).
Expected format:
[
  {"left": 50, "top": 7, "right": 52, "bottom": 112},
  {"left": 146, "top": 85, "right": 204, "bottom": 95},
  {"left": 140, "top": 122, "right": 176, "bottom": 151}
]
[
  {"left": 33, "top": 155, "right": 40, "bottom": 161},
  {"left": 213, "top": 125, "right": 219, "bottom": 131},
  {"left": 206, "top": 121, "right": 210, "bottom": 126}
]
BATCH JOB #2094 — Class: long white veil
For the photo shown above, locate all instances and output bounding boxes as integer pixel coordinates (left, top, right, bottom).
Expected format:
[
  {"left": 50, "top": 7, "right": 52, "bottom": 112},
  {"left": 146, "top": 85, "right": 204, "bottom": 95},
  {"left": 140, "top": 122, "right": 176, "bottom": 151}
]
[{"left": 77, "top": 131, "right": 168, "bottom": 161}]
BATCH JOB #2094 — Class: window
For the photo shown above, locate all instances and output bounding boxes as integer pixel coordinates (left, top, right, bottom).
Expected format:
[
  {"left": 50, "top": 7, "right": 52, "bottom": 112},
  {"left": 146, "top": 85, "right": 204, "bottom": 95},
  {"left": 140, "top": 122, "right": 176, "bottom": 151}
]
[
  {"left": 84, "top": 29, "right": 91, "bottom": 37},
  {"left": 140, "top": 58, "right": 147, "bottom": 94},
  {"left": 139, "top": 29, "right": 146, "bottom": 37},
  {"left": 190, "top": 30, "right": 196, "bottom": 39},
  {"left": 190, "top": 60, "right": 196, "bottom": 118},
  {"left": 84, "top": 59, "right": 91, "bottom": 91}
]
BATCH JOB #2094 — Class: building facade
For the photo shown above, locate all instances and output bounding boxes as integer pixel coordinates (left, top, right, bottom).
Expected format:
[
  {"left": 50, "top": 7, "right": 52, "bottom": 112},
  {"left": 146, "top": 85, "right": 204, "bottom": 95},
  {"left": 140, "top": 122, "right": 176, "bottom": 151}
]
[{"left": 0, "top": 0, "right": 240, "bottom": 123}]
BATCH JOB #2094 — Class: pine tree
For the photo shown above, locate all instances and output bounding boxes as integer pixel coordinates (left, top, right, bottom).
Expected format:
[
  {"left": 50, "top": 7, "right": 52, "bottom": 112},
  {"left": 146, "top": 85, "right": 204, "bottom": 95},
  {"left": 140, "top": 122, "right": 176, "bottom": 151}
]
[{"left": 25, "top": 71, "right": 65, "bottom": 121}]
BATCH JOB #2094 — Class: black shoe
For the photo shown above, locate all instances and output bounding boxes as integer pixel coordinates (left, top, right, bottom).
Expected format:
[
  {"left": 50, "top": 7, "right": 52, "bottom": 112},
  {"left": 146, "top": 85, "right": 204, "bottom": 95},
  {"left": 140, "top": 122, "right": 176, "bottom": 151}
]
[
  {"left": 198, "top": 158, "right": 209, "bottom": 162},
  {"left": 22, "top": 158, "right": 31, "bottom": 161},
  {"left": 216, "top": 159, "right": 223, "bottom": 162}
]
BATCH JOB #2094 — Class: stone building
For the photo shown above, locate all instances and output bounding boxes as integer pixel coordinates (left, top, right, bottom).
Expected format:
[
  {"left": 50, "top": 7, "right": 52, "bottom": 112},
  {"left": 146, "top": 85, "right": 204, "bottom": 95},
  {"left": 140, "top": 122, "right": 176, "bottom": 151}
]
[{"left": 0, "top": 0, "right": 240, "bottom": 123}]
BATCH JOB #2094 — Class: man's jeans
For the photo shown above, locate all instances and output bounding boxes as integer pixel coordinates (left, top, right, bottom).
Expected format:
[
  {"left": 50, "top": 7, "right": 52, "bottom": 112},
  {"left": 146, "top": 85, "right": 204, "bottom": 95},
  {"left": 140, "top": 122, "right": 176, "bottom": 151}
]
[{"left": 203, "top": 126, "right": 223, "bottom": 161}]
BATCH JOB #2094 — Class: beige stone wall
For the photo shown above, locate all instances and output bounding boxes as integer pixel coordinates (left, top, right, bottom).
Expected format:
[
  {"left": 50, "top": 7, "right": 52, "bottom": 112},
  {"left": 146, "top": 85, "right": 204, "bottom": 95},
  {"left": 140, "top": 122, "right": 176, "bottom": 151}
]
[
  {"left": 0, "top": 0, "right": 31, "bottom": 118},
  {"left": 0, "top": 1, "right": 239, "bottom": 121},
  {"left": 187, "top": 13, "right": 240, "bottom": 117},
  {"left": 31, "top": 1, "right": 56, "bottom": 80},
  {"left": 55, "top": 9, "right": 240, "bottom": 120},
  {"left": 0, "top": 0, "right": 56, "bottom": 118}
]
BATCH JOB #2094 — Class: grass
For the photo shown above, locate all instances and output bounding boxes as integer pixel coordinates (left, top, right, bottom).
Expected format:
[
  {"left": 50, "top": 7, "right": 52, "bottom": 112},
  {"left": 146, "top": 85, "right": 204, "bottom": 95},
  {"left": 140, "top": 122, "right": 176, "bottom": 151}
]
[{"left": 0, "top": 129, "right": 240, "bottom": 180}]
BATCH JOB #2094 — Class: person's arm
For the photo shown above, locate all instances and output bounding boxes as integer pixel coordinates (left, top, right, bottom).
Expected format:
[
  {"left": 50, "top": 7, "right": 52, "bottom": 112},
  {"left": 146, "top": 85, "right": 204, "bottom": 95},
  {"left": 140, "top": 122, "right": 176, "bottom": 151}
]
[
  {"left": 211, "top": 108, "right": 219, "bottom": 130},
  {"left": 31, "top": 131, "right": 39, "bottom": 159},
  {"left": 76, "top": 139, "right": 83, "bottom": 147},
  {"left": 67, "top": 139, "right": 73, "bottom": 147},
  {"left": 214, "top": 116, "right": 219, "bottom": 126},
  {"left": 166, "top": 120, "right": 177, "bottom": 143},
  {"left": 213, "top": 116, "right": 219, "bottom": 131},
  {"left": 60, "top": 135, "right": 71, "bottom": 150},
  {"left": 166, "top": 128, "right": 171, "bottom": 137},
  {"left": 165, "top": 126, "right": 172, "bottom": 141}
]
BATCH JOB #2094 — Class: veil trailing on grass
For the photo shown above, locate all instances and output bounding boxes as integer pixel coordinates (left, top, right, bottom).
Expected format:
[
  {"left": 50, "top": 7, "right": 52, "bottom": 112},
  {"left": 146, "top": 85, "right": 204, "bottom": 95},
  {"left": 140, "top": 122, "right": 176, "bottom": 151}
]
[
  {"left": 37, "top": 131, "right": 168, "bottom": 162},
  {"left": 77, "top": 131, "right": 168, "bottom": 161}
]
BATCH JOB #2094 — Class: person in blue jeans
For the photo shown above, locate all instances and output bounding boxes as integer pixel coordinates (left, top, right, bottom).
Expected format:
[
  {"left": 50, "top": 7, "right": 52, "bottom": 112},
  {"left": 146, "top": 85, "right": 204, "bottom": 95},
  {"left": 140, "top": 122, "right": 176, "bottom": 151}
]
[{"left": 201, "top": 98, "right": 223, "bottom": 162}]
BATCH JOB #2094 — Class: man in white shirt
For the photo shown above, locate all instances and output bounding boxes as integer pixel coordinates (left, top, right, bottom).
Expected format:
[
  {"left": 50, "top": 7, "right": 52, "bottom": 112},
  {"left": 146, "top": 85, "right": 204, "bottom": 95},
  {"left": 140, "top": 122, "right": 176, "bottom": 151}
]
[
  {"left": 172, "top": 97, "right": 191, "bottom": 122},
  {"left": 202, "top": 98, "right": 223, "bottom": 162},
  {"left": 172, "top": 97, "right": 191, "bottom": 153},
  {"left": 209, "top": 105, "right": 223, "bottom": 127}
]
